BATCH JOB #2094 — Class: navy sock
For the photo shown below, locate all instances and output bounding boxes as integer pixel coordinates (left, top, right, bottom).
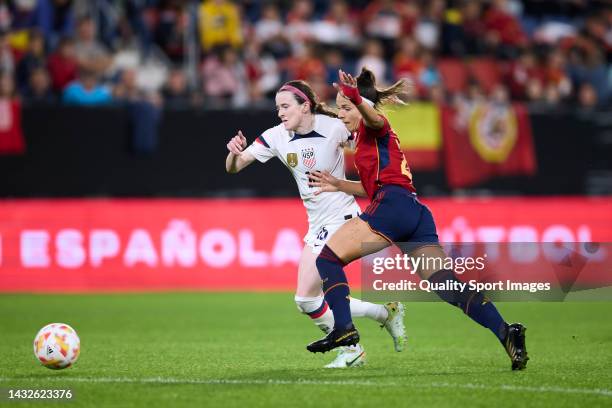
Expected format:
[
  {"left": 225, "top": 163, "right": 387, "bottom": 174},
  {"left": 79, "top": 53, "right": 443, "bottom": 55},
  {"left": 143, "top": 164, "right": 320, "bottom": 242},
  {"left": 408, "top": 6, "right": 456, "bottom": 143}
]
[
  {"left": 429, "top": 269, "right": 508, "bottom": 343},
  {"left": 316, "top": 245, "right": 353, "bottom": 330}
]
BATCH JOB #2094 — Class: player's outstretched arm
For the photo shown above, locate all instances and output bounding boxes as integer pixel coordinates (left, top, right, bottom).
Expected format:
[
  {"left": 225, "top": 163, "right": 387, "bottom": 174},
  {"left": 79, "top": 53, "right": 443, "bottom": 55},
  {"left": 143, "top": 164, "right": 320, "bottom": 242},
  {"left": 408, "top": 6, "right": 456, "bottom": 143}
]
[
  {"left": 308, "top": 170, "right": 367, "bottom": 197},
  {"left": 334, "top": 69, "right": 384, "bottom": 130},
  {"left": 226, "top": 130, "right": 256, "bottom": 173}
]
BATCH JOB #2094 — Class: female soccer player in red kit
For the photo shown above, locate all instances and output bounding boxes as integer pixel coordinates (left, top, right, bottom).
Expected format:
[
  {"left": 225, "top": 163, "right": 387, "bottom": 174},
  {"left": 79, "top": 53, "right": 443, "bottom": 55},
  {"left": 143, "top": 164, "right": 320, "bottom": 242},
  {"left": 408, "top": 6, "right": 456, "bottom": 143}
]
[{"left": 307, "top": 68, "right": 529, "bottom": 370}]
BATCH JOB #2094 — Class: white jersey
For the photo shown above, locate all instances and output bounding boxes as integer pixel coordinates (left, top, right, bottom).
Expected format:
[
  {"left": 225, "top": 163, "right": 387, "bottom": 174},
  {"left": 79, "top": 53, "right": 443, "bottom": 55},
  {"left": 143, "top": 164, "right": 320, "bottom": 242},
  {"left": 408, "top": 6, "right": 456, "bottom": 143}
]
[{"left": 245, "top": 114, "right": 361, "bottom": 251}]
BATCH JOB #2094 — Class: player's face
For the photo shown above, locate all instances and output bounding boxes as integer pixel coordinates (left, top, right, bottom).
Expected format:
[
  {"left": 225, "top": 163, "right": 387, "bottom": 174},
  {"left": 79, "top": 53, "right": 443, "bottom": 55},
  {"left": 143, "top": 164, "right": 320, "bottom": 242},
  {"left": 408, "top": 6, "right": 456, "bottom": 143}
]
[
  {"left": 276, "top": 91, "right": 308, "bottom": 132},
  {"left": 336, "top": 93, "right": 361, "bottom": 132}
]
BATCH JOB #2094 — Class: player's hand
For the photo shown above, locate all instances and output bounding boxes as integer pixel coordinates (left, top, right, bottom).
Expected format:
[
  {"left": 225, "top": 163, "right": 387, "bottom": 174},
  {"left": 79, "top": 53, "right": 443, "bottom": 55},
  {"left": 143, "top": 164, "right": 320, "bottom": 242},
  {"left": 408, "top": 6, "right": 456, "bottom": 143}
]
[
  {"left": 333, "top": 69, "right": 362, "bottom": 105},
  {"left": 308, "top": 170, "right": 341, "bottom": 195},
  {"left": 227, "top": 130, "right": 247, "bottom": 155}
]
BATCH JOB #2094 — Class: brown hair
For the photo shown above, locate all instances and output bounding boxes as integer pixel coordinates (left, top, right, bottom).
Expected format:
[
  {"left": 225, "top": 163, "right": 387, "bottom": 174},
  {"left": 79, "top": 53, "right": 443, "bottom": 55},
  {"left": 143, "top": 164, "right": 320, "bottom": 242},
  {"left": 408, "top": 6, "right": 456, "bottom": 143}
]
[
  {"left": 356, "top": 67, "right": 408, "bottom": 107},
  {"left": 278, "top": 80, "right": 337, "bottom": 118}
]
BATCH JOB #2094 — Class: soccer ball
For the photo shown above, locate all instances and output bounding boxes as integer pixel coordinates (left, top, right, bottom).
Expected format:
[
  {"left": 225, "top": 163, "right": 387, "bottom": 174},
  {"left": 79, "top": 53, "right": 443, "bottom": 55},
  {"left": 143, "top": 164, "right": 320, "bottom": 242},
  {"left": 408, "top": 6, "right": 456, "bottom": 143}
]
[{"left": 33, "top": 323, "right": 80, "bottom": 369}]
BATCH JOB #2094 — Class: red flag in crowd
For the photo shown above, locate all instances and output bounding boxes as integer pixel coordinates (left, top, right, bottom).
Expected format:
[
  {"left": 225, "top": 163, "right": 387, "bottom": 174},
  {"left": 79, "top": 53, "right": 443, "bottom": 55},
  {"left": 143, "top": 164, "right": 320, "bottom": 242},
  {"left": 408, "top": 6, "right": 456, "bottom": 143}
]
[
  {"left": 441, "top": 102, "right": 536, "bottom": 188},
  {"left": 0, "top": 98, "right": 25, "bottom": 155}
]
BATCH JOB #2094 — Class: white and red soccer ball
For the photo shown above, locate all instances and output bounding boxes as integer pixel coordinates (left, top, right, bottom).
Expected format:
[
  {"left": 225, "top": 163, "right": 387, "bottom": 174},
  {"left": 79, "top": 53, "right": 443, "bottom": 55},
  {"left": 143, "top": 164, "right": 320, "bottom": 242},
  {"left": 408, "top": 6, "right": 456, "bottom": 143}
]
[{"left": 33, "top": 323, "right": 80, "bottom": 369}]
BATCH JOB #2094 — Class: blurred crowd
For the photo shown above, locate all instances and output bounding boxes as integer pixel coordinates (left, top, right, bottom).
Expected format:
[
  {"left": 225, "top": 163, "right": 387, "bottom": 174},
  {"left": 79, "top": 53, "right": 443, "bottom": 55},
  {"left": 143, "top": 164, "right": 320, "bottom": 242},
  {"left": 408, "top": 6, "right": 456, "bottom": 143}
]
[{"left": 0, "top": 0, "right": 611, "bottom": 110}]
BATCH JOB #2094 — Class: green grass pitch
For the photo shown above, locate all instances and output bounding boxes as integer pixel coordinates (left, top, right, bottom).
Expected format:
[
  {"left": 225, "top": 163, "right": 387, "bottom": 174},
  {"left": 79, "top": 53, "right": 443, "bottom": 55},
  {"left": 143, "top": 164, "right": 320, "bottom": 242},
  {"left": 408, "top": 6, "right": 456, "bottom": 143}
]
[{"left": 1, "top": 293, "right": 611, "bottom": 407}]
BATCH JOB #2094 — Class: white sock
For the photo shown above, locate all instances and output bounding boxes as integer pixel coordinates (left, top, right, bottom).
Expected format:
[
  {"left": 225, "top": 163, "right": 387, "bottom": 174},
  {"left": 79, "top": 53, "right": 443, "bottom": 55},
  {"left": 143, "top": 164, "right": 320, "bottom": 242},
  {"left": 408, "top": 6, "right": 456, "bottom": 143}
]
[
  {"left": 349, "top": 297, "right": 388, "bottom": 323},
  {"left": 295, "top": 295, "right": 334, "bottom": 334}
]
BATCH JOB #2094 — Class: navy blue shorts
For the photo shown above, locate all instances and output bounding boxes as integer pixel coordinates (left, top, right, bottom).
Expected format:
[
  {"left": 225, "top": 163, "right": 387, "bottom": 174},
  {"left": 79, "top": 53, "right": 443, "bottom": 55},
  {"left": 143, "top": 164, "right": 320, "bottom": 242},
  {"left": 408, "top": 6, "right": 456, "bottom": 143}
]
[{"left": 359, "top": 185, "right": 439, "bottom": 245}]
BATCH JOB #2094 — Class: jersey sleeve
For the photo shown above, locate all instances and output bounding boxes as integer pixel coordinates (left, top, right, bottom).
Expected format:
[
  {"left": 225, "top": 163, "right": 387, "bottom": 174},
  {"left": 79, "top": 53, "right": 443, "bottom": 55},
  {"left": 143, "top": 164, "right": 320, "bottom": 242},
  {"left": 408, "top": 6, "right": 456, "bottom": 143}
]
[
  {"left": 244, "top": 130, "right": 276, "bottom": 163},
  {"left": 359, "top": 114, "right": 391, "bottom": 139}
]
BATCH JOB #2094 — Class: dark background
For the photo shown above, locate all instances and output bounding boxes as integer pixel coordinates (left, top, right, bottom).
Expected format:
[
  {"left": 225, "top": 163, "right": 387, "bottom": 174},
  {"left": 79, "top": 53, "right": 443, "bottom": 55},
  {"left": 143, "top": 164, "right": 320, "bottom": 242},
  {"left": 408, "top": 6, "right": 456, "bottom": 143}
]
[{"left": 1, "top": 105, "right": 610, "bottom": 198}]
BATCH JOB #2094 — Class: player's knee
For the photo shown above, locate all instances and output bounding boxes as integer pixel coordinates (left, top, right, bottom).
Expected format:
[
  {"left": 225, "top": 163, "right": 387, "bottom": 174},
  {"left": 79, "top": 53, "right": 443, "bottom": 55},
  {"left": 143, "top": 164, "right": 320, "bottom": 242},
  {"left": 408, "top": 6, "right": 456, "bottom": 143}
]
[
  {"left": 294, "top": 295, "right": 325, "bottom": 315},
  {"left": 316, "top": 245, "right": 345, "bottom": 276}
]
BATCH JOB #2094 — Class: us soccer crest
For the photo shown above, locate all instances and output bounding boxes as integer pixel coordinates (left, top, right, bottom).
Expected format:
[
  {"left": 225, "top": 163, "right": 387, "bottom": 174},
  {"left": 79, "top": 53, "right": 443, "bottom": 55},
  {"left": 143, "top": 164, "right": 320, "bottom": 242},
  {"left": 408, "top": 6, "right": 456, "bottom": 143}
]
[
  {"left": 468, "top": 104, "right": 517, "bottom": 163},
  {"left": 301, "top": 147, "right": 316, "bottom": 169},
  {"left": 286, "top": 153, "right": 298, "bottom": 167}
]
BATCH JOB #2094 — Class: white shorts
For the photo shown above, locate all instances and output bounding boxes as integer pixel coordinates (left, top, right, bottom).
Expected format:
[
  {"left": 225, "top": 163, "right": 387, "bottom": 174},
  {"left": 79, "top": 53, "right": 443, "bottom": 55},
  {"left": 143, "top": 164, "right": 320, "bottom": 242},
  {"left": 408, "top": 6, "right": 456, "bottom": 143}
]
[{"left": 304, "top": 211, "right": 361, "bottom": 255}]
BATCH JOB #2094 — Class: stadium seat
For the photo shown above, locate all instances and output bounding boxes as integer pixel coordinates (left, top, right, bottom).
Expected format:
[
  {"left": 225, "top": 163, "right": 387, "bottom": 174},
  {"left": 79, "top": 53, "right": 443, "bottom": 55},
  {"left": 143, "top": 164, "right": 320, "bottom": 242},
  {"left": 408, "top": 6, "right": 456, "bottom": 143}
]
[
  {"left": 437, "top": 58, "right": 469, "bottom": 94},
  {"left": 469, "top": 58, "right": 502, "bottom": 93}
]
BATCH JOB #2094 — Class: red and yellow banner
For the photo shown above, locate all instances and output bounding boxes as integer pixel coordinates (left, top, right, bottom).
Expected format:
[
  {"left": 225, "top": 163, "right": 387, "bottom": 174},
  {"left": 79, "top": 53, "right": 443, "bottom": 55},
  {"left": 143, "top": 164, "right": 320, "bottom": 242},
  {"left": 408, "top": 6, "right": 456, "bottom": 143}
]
[
  {"left": 441, "top": 102, "right": 537, "bottom": 188},
  {"left": 346, "top": 102, "right": 442, "bottom": 173}
]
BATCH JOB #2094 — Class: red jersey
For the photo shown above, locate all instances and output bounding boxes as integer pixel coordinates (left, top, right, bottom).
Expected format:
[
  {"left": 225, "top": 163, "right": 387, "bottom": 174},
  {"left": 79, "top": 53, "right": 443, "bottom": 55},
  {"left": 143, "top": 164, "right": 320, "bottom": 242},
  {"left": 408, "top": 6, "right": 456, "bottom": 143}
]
[
  {"left": 0, "top": 99, "right": 25, "bottom": 155},
  {"left": 353, "top": 115, "right": 415, "bottom": 200}
]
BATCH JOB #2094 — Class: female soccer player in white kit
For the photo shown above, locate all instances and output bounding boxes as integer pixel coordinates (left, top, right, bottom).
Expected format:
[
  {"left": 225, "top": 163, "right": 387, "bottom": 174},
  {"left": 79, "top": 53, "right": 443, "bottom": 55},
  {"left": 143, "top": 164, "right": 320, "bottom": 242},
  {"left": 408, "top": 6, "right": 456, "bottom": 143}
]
[{"left": 225, "top": 80, "right": 406, "bottom": 368}]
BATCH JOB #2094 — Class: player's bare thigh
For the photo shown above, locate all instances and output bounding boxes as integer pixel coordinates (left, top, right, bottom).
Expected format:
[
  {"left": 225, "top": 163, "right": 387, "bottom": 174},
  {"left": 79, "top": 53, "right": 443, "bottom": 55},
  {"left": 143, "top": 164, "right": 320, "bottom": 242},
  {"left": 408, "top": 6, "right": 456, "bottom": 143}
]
[
  {"left": 295, "top": 246, "right": 323, "bottom": 297},
  {"left": 326, "top": 217, "right": 390, "bottom": 264}
]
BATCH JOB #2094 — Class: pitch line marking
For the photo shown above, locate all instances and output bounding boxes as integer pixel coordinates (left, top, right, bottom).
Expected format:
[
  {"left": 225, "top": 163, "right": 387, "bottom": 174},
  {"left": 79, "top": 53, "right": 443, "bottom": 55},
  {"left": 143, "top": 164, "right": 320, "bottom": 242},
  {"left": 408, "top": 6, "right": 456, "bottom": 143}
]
[{"left": 0, "top": 377, "right": 610, "bottom": 398}]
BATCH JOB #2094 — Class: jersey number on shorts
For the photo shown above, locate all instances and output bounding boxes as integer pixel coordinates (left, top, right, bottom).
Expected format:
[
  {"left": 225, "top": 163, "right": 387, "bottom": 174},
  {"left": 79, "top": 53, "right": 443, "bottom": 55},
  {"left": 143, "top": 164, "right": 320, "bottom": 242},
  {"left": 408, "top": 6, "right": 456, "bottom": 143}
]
[{"left": 316, "top": 227, "right": 329, "bottom": 241}]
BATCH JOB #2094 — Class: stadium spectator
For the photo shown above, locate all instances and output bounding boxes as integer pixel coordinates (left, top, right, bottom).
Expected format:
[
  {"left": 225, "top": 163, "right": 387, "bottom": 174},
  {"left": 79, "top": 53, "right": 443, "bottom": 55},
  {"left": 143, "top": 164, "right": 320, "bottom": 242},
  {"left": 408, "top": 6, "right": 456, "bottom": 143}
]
[
  {"left": 285, "top": 0, "right": 315, "bottom": 56},
  {"left": 243, "top": 41, "right": 280, "bottom": 102},
  {"left": 459, "top": 0, "right": 487, "bottom": 56},
  {"left": 362, "top": 0, "right": 403, "bottom": 58},
  {"left": 34, "top": 0, "right": 75, "bottom": 49},
  {"left": 0, "top": 0, "right": 607, "bottom": 111},
  {"left": 0, "top": 30, "right": 15, "bottom": 74},
  {"left": 542, "top": 49, "right": 572, "bottom": 101},
  {"left": 393, "top": 36, "right": 421, "bottom": 84},
  {"left": 202, "top": 46, "right": 248, "bottom": 107},
  {"left": 62, "top": 69, "right": 112, "bottom": 106},
  {"left": 253, "top": 3, "right": 284, "bottom": 46},
  {"left": 306, "top": 72, "right": 330, "bottom": 102},
  {"left": 417, "top": 50, "right": 441, "bottom": 98},
  {"left": 113, "top": 68, "right": 163, "bottom": 155},
  {"left": 154, "top": 0, "right": 189, "bottom": 64},
  {"left": 577, "top": 82, "right": 598, "bottom": 109},
  {"left": 483, "top": 0, "right": 528, "bottom": 57},
  {"left": 0, "top": 71, "right": 25, "bottom": 154},
  {"left": 582, "top": 14, "right": 611, "bottom": 61},
  {"left": 46, "top": 36, "right": 78, "bottom": 92},
  {"left": 16, "top": 29, "right": 45, "bottom": 92},
  {"left": 111, "top": 16, "right": 167, "bottom": 94},
  {"left": 324, "top": 48, "right": 351, "bottom": 87},
  {"left": 22, "top": 65, "right": 55, "bottom": 104},
  {"left": 113, "top": 68, "right": 140, "bottom": 102},
  {"left": 507, "top": 49, "right": 542, "bottom": 100},
  {"left": 453, "top": 81, "right": 487, "bottom": 129},
  {"left": 162, "top": 67, "right": 194, "bottom": 107},
  {"left": 491, "top": 83, "right": 511, "bottom": 107},
  {"left": 198, "top": 0, "right": 243, "bottom": 52},
  {"left": 311, "top": 0, "right": 359, "bottom": 49},
  {"left": 441, "top": 0, "right": 487, "bottom": 56},
  {"left": 114, "top": 65, "right": 163, "bottom": 101},
  {"left": 253, "top": 3, "right": 291, "bottom": 59},
  {"left": 287, "top": 41, "right": 326, "bottom": 81},
  {"left": 414, "top": 0, "right": 443, "bottom": 51},
  {"left": 6, "top": 0, "right": 38, "bottom": 53},
  {"left": 122, "top": 0, "right": 156, "bottom": 55},
  {"left": 569, "top": 44, "right": 609, "bottom": 106},
  {"left": 356, "top": 39, "right": 387, "bottom": 86},
  {"left": 74, "top": 16, "right": 111, "bottom": 76}
]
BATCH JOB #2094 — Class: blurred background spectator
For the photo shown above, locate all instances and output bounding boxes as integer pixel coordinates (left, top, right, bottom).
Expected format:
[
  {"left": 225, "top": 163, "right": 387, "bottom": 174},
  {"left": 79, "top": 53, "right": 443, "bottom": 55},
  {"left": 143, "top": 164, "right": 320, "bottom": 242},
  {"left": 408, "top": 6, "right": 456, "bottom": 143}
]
[
  {"left": 62, "top": 68, "right": 111, "bottom": 105},
  {"left": 0, "top": 0, "right": 606, "bottom": 110},
  {"left": 198, "top": 0, "right": 242, "bottom": 52},
  {"left": 0, "top": 71, "right": 25, "bottom": 154},
  {"left": 22, "top": 65, "right": 55, "bottom": 103}
]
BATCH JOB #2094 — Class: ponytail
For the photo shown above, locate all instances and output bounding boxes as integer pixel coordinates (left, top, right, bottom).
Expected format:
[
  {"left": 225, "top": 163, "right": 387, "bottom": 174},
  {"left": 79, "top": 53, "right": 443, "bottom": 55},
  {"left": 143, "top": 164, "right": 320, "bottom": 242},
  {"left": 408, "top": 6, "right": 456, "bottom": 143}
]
[{"left": 356, "top": 67, "right": 409, "bottom": 107}]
